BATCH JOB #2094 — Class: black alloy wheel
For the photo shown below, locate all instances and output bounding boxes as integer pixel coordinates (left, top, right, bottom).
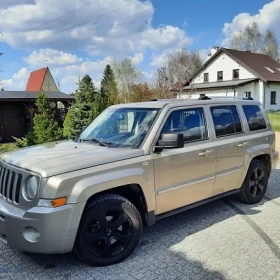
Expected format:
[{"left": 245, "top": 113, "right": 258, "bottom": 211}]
[{"left": 75, "top": 194, "right": 143, "bottom": 266}]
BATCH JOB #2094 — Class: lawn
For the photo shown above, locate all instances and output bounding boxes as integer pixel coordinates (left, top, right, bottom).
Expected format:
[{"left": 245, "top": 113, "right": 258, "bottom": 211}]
[
  {"left": 0, "top": 143, "right": 18, "bottom": 154},
  {"left": 268, "top": 111, "right": 280, "bottom": 131}
]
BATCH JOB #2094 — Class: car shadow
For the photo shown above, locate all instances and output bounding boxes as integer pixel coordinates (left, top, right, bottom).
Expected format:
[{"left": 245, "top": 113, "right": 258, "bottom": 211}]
[{"left": 11, "top": 166, "right": 280, "bottom": 279}]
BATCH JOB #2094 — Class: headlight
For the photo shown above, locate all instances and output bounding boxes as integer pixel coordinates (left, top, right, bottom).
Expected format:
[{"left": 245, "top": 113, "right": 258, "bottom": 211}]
[{"left": 25, "top": 176, "right": 39, "bottom": 200}]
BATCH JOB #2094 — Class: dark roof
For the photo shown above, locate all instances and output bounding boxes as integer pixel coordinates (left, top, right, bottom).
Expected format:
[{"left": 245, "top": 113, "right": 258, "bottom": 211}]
[
  {"left": 0, "top": 91, "right": 74, "bottom": 101},
  {"left": 186, "top": 48, "right": 280, "bottom": 85},
  {"left": 183, "top": 78, "right": 257, "bottom": 90},
  {"left": 26, "top": 67, "right": 47, "bottom": 91},
  {"left": 223, "top": 49, "right": 280, "bottom": 82}
]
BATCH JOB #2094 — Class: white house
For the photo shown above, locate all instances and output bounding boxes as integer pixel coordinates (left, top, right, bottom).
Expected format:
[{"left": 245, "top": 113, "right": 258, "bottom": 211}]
[{"left": 182, "top": 47, "right": 280, "bottom": 111}]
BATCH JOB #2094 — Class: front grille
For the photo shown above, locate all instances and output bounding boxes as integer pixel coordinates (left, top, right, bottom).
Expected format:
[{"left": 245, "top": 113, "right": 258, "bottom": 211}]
[{"left": 0, "top": 166, "right": 22, "bottom": 204}]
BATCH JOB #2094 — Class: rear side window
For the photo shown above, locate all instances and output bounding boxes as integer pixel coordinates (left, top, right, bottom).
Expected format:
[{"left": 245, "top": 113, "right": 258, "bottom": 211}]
[
  {"left": 211, "top": 106, "right": 242, "bottom": 137},
  {"left": 242, "top": 105, "right": 267, "bottom": 131}
]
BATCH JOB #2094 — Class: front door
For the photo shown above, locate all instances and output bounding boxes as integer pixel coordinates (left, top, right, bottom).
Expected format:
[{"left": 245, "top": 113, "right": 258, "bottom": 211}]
[
  {"left": 209, "top": 105, "right": 246, "bottom": 195},
  {"left": 153, "top": 106, "right": 216, "bottom": 215}
]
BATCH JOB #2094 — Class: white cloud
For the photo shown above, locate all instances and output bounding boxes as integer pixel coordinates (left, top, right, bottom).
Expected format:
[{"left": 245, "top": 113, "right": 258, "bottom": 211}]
[
  {"left": 222, "top": 0, "right": 280, "bottom": 47},
  {"left": 24, "top": 48, "right": 83, "bottom": 67},
  {"left": 0, "top": 0, "right": 34, "bottom": 9},
  {"left": 150, "top": 53, "right": 168, "bottom": 67},
  {"left": 140, "top": 26, "right": 192, "bottom": 50},
  {"left": 130, "top": 53, "right": 144, "bottom": 65},
  {"left": 0, "top": 79, "right": 13, "bottom": 90},
  {"left": 198, "top": 49, "right": 210, "bottom": 63},
  {"left": 1, "top": 67, "right": 30, "bottom": 90},
  {"left": 0, "top": 0, "right": 192, "bottom": 55},
  {"left": 52, "top": 56, "right": 114, "bottom": 93}
]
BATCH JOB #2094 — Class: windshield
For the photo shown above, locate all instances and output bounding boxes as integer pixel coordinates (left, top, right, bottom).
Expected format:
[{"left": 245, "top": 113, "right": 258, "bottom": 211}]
[{"left": 79, "top": 107, "right": 159, "bottom": 148}]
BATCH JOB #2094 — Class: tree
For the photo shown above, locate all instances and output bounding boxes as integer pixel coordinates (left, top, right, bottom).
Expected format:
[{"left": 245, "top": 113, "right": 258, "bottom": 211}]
[
  {"left": 154, "top": 50, "right": 203, "bottom": 98},
  {"left": 63, "top": 74, "right": 98, "bottom": 138},
  {"left": 112, "top": 58, "right": 142, "bottom": 103},
  {"left": 230, "top": 22, "right": 279, "bottom": 60},
  {"left": 33, "top": 93, "right": 62, "bottom": 144},
  {"left": 129, "top": 83, "right": 155, "bottom": 102},
  {"left": 263, "top": 30, "right": 279, "bottom": 60},
  {"left": 100, "top": 64, "right": 118, "bottom": 106}
]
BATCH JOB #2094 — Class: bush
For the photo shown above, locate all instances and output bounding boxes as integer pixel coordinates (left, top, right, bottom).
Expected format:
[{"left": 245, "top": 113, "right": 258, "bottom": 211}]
[
  {"left": 0, "top": 143, "right": 18, "bottom": 154},
  {"left": 13, "top": 131, "right": 36, "bottom": 148}
]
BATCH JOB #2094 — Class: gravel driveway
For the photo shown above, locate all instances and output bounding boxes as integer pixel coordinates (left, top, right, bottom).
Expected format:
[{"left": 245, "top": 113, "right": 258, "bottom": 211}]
[{"left": 1, "top": 164, "right": 280, "bottom": 280}]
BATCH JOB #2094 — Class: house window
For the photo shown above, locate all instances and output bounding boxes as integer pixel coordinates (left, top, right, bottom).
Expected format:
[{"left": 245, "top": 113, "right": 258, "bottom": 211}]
[
  {"left": 245, "top": 92, "right": 251, "bottom": 99},
  {"left": 204, "top": 73, "right": 209, "bottom": 82},
  {"left": 217, "top": 71, "right": 223, "bottom": 81},
  {"left": 271, "top": 91, "right": 276, "bottom": 105},
  {"left": 233, "top": 69, "right": 239, "bottom": 79}
]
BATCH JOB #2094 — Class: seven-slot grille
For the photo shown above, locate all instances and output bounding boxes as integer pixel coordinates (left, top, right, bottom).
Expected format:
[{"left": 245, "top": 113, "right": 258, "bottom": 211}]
[{"left": 0, "top": 166, "right": 22, "bottom": 203}]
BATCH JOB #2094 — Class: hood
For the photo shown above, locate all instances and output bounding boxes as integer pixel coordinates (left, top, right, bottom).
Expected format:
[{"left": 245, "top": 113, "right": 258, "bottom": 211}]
[{"left": 1, "top": 141, "right": 144, "bottom": 177}]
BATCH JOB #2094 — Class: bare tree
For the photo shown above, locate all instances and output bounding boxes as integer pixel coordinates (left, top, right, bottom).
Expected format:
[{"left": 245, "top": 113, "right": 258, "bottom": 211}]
[
  {"left": 112, "top": 58, "right": 142, "bottom": 103},
  {"left": 263, "top": 30, "right": 279, "bottom": 60},
  {"left": 230, "top": 22, "right": 262, "bottom": 52},
  {"left": 230, "top": 22, "right": 279, "bottom": 60},
  {"left": 154, "top": 50, "right": 202, "bottom": 98}
]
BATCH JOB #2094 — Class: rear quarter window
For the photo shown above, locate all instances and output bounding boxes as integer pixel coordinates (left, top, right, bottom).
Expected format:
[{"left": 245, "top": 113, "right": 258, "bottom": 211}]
[{"left": 242, "top": 105, "right": 267, "bottom": 131}]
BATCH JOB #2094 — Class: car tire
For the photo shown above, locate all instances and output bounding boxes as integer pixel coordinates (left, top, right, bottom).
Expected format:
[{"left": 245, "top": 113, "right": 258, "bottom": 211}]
[
  {"left": 74, "top": 194, "right": 143, "bottom": 266},
  {"left": 237, "top": 159, "right": 268, "bottom": 204}
]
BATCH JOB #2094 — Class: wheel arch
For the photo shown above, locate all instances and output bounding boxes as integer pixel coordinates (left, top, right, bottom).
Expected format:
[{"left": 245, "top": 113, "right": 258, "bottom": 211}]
[{"left": 84, "top": 184, "right": 155, "bottom": 226}]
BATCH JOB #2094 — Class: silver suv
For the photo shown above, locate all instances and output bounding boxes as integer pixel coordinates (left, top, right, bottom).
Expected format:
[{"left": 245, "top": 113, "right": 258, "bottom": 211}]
[{"left": 0, "top": 97, "right": 278, "bottom": 266}]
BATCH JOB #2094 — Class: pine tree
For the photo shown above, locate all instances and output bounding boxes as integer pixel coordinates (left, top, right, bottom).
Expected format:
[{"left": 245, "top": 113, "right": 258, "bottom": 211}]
[
  {"left": 33, "top": 93, "right": 62, "bottom": 144},
  {"left": 63, "top": 74, "right": 98, "bottom": 138},
  {"left": 100, "top": 64, "right": 118, "bottom": 106}
]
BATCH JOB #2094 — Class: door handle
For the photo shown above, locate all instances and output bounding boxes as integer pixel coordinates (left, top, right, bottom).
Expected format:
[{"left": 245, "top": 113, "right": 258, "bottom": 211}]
[
  {"left": 238, "top": 142, "right": 249, "bottom": 147},
  {"left": 198, "top": 150, "right": 212, "bottom": 156}
]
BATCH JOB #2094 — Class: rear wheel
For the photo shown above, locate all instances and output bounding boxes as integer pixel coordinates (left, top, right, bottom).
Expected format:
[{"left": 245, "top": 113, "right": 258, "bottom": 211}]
[
  {"left": 74, "top": 194, "right": 143, "bottom": 266},
  {"left": 237, "top": 160, "right": 268, "bottom": 204}
]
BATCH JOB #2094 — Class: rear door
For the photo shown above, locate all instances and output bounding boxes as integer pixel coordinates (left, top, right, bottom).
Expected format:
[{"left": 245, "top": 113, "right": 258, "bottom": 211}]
[{"left": 209, "top": 105, "right": 247, "bottom": 195}]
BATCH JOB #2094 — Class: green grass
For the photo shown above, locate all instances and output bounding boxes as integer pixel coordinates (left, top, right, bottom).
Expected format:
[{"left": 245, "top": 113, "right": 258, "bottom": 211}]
[
  {"left": 267, "top": 111, "right": 280, "bottom": 131},
  {"left": 0, "top": 143, "right": 18, "bottom": 154}
]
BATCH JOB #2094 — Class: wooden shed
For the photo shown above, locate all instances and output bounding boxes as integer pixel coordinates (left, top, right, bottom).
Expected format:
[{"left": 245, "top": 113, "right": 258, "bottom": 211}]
[{"left": 0, "top": 91, "right": 74, "bottom": 143}]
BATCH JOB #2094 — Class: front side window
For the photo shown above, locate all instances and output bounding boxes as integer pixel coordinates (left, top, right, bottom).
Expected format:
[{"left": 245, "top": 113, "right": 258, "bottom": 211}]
[
  {"left": 242, "top": 105, "right": 267, "bottom": 131},
  {"left": 161, "top": 108, "right": 208, "bottom": 143},
  {"left": 211, "top": 106, "right": 242, "bottom": 137},
  {"left": 80, "top": 107, "right": 159, "bottom": 148}
]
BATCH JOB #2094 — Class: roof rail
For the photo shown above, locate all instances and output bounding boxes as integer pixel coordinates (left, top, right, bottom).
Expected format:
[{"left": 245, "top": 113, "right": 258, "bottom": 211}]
[{"left": 197, "top": 95, "right": 254, "bottom": 100}]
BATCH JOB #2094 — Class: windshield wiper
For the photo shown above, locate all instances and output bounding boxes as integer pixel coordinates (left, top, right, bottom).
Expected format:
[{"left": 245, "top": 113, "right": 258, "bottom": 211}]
[{"left": 80, "top": 138, "right": 111, "bottom": 147}]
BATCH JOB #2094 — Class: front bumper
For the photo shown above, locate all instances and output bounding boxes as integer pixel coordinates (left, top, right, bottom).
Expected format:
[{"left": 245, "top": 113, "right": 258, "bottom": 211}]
[
  {"left": 0, "top": 200, "right": 86, "bottom": 254},
  {"left": 272, "top": 151, "right": 279, "bottom": 171}
]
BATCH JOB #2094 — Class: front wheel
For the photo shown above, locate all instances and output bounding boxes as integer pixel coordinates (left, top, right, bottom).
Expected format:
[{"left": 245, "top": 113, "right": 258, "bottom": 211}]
[
  {"left": 237, "top": 159, "right": 268, "bottom": 204},
  {"left": 74, "top": 194, "right": 143, "bottom": 266}
]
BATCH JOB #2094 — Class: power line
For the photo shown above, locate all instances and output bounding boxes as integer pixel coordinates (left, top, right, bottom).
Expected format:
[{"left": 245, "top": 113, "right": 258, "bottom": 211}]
[
  {"left": 33, "top": 0, "right": 140, "bottom": 46},
  {"left": 36, "top": 0, "right": 172, "bottom": 48},
  {"left": 29, "top": 0, "right": 98, "bottom": 31}
]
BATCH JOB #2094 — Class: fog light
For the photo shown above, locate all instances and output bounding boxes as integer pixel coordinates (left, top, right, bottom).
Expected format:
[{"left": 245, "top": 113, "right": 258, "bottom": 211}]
[{"left": 23, "top": 227, "right": 40, "bottom": 243}]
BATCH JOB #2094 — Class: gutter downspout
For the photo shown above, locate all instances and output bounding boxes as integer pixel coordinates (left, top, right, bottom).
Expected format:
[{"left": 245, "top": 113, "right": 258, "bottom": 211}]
[
  {"left": 231, "top": 87, "right": 236, "bottom": 97},
  {"left": 263, "top": 82, "right": 270, "bottom": 109}
]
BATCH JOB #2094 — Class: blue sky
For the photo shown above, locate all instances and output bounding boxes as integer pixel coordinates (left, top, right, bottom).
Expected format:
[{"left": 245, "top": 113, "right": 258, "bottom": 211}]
[{"left": 0, "top": 0, "right": 279, "bottom": 93}]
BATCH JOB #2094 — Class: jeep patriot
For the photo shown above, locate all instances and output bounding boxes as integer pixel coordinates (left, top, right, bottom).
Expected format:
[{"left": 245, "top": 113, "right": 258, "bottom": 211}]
[{"left": 0, "top": 97, "right": 278, "bottom": 266}]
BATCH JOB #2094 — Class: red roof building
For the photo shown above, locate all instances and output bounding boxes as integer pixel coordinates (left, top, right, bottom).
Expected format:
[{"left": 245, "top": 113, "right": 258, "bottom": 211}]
[{"left": 26, "top": 67, "right": 58, "bottom": 91}]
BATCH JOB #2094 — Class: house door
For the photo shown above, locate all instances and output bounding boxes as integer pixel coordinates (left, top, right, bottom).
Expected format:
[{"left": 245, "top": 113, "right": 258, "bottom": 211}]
[{"left": 2, "top": 103, "right": 26, "bottom": 143}]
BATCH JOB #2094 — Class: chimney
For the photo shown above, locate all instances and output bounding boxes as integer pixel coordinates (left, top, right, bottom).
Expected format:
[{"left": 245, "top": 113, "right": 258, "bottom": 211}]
[{"left": 207, "top": 46, "right": 220, "bottom": 60}]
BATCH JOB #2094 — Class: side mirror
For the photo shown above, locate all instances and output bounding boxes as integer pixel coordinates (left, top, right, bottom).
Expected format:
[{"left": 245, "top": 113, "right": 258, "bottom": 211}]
[{"left": 155, "top": 133, "right": 184, "bottom": 151}]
